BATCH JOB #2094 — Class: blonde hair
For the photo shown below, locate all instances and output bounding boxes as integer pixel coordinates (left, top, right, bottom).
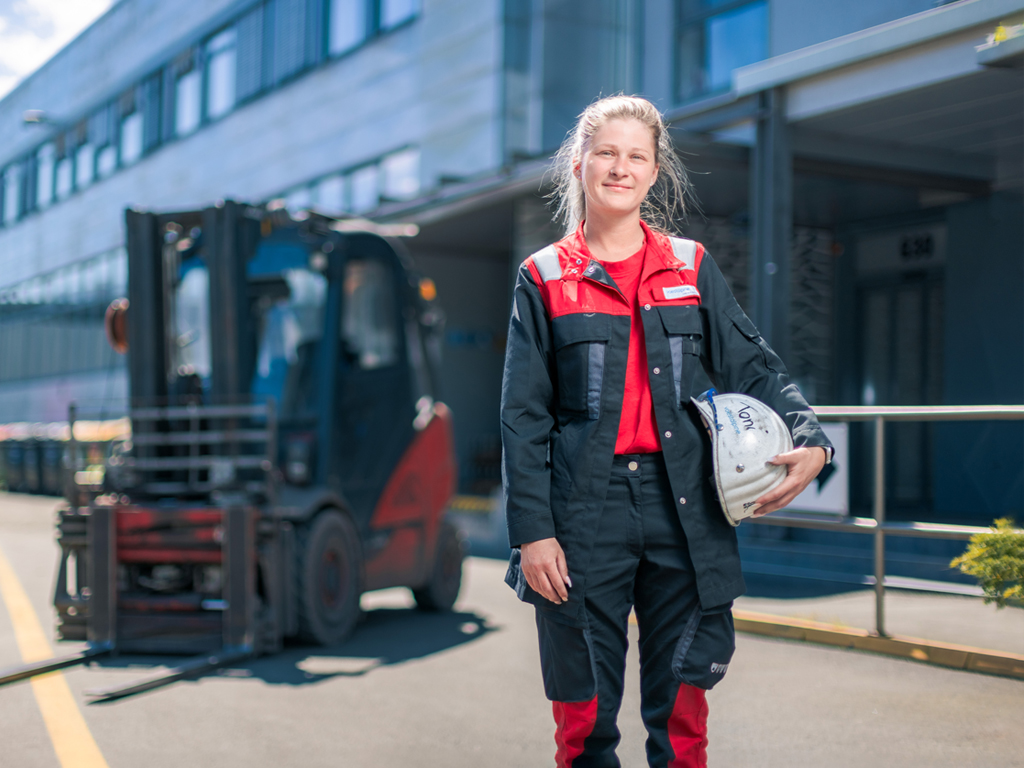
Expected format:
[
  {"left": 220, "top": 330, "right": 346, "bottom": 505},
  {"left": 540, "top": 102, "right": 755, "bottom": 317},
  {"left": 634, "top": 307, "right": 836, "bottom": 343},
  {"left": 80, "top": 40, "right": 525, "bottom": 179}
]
[{"left": 549, "top": 94, "right": 696, "bottom": 235}]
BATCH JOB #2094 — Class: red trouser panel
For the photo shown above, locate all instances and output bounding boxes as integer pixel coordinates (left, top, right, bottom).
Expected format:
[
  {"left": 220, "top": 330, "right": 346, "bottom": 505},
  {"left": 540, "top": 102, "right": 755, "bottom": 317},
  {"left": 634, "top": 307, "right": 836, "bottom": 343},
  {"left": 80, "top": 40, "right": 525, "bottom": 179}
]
[
  {"left": 553, "top": 697, "right": 599, "bottom": 767},
  {"left": 667, "top": 684, "right": 708, "bottom": 768}
]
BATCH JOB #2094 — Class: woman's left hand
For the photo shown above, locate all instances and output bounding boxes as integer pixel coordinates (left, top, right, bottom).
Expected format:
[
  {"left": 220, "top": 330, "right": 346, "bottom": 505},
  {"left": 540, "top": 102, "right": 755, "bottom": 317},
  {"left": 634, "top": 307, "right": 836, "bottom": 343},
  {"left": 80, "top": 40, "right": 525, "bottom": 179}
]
[{"left": 752, "top": 446, "right": 828, "bottom": 517}]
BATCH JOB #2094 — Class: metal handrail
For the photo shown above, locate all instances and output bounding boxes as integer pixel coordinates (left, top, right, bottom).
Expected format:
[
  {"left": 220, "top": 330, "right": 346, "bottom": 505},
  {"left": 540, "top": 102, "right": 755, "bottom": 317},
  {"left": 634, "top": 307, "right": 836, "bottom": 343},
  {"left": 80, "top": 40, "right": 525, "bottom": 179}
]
[{"left": 753, "top": 404, "right": 1024, "bottom": 637}]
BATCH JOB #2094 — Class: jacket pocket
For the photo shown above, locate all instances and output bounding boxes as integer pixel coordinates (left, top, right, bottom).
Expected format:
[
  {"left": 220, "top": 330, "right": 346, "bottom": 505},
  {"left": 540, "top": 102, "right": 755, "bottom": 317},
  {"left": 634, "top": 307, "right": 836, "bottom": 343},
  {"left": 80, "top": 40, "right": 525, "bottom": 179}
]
[
  {"left": 552, "top": 313, "right": 611, "bottom": 419},
  {"left": 659, "top": 305, "right": 703, "bottom": 406}
]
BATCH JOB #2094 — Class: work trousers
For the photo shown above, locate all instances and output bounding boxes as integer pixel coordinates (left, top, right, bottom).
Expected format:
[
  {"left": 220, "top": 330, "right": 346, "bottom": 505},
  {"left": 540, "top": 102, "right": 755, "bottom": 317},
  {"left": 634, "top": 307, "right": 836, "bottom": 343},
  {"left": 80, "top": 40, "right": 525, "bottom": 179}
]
[{"left": 536, "top": 453, "right": 735, "bottom": 768}]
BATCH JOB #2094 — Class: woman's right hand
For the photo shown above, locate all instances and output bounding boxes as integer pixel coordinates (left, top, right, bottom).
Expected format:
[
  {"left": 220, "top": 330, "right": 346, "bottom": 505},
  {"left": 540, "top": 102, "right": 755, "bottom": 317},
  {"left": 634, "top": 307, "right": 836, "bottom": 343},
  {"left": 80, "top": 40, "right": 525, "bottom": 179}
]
[{"left": 520, "top": 537, "right": 571, "bottom": 604}]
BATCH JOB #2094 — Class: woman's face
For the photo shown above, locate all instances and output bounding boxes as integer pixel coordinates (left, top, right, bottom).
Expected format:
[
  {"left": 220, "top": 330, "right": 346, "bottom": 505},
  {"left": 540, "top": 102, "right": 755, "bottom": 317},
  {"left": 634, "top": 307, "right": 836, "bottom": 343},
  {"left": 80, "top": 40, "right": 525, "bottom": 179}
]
[{"left": 577, "top": 117, "right": 659, "bottom": 222}]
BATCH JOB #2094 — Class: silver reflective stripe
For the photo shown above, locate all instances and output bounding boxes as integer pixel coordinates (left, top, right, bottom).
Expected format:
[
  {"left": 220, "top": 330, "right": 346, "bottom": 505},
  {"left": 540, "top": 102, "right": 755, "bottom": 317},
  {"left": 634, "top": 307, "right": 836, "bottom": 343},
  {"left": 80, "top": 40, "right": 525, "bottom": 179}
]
[
  {"left": 531, "top": 245, "right": 561, "bottom": 283},
  {"left": 670, "top": 336, "right": 683, "bottom": 404},
  {"left": 669, "top": 237, "right": 697, "bottom": 271},
  {"left": 587, "top": 342, "right": 605, "bottom": 419}
]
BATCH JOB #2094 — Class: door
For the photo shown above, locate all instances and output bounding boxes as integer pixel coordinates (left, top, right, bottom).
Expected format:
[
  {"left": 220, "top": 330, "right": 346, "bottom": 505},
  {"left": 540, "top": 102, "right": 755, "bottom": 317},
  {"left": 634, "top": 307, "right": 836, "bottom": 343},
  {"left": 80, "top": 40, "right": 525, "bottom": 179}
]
[{"left": 857, "top": 272, "right": 943, "bottom": 516}]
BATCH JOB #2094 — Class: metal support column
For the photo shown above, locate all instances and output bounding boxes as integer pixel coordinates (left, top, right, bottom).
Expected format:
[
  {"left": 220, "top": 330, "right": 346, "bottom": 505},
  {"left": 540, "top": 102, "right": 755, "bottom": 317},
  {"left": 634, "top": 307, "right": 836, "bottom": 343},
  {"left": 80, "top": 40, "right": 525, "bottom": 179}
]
[
  {"left": 749, "top": 87, "right": 793, "bottom": 362},
  {"left": 873, "top": 416, "right": 887, "bottom": 637}
]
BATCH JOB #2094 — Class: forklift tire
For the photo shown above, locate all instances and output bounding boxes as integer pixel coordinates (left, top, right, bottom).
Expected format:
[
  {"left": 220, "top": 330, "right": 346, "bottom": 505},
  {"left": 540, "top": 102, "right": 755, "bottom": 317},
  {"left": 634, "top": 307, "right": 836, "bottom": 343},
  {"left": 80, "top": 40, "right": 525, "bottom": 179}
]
[
  {"left": 413, "top": 520, "right": 464, "bottom": 612},
  {"left": 295, "top": 510, "right": 363, "bottom": 646}
]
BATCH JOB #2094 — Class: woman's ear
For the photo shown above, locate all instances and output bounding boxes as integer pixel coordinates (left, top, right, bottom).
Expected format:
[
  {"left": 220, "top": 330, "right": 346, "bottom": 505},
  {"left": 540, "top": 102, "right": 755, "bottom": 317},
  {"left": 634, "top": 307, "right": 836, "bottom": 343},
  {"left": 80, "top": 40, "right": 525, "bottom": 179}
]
[
  {"left": 573, "top": 157, "right": 581, "bottom": 179},
  {"left": 650, "top": 163, "right": 660, "bottom": 187}
]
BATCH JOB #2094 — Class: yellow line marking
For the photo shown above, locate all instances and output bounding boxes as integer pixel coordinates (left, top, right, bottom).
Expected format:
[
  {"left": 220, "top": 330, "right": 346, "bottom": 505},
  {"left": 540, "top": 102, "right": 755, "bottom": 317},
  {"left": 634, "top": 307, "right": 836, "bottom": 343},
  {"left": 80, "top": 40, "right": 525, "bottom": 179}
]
[{"left": 0, "top": 542, "right": 110, "bottom": 768}]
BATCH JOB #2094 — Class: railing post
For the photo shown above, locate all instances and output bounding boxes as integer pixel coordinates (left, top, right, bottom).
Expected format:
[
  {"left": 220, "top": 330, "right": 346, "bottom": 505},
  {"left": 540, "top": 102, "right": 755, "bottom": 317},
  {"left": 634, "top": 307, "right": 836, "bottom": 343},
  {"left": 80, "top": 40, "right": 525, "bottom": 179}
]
[{"left": 873, "top": 416, "right": 886, "bottom": 637}]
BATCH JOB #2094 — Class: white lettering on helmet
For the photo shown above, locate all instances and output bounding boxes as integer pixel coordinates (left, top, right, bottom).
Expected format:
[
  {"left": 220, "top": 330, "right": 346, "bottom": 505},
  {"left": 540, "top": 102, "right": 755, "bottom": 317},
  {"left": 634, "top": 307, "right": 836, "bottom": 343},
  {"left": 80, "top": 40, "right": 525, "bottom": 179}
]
[{"left": 710, "top": 662, "right": 730, "bottom": 675}]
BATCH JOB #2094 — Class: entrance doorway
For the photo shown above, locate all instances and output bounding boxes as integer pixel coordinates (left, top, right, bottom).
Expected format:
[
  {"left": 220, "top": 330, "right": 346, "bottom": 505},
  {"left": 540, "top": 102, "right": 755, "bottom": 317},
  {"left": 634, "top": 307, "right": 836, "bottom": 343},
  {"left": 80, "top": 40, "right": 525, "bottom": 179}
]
[{"left": 853, "top": 225, "right": 945, "bottom": 517}]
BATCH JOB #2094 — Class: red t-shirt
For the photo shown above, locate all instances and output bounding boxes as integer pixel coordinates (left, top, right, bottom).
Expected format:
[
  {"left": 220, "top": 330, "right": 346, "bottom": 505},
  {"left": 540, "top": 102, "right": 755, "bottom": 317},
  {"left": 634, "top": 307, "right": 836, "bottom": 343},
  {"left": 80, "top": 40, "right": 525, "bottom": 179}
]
[{"left": 600, "top": 243, "right": 662, "bottom": 454}]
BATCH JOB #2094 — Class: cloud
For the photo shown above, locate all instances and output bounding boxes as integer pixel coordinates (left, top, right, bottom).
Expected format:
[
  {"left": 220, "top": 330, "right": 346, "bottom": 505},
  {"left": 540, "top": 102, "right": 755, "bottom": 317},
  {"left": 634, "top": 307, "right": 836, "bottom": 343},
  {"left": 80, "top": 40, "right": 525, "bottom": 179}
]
[{"left": 0, "top": 0, "right": 114, "bottom": 100}]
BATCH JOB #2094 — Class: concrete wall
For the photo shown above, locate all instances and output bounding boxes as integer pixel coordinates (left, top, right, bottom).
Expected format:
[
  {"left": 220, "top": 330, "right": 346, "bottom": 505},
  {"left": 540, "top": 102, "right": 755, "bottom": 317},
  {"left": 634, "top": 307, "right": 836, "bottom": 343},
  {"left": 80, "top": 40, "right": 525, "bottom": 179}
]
[{"left": 0, "top": 0, "right": 504, "bottom": 284}]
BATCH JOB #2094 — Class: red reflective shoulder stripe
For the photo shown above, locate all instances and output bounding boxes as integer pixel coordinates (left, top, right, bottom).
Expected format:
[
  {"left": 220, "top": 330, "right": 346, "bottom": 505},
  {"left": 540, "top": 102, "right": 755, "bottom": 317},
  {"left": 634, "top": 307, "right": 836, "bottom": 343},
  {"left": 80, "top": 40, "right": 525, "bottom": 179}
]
[
  {"left": 667, "top": 683, "right": 708, "bottom": 768},
  {"left": 553, "top": 696, "right": 598, "bottom": 767}
]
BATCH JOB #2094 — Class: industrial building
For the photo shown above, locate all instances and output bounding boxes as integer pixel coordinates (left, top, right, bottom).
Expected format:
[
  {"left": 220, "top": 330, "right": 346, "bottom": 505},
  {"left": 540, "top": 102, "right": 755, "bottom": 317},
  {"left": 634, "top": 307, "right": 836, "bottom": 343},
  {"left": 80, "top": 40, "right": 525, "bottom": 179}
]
[{"left": 0, "top": 0, "right": 1021, "bottom": 525}]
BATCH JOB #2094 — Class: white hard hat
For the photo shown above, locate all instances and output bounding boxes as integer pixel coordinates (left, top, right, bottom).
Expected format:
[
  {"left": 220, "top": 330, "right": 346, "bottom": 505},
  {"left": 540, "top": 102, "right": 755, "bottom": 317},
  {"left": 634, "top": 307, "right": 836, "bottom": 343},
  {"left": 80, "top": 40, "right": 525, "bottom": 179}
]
[{"left": 691, "top": 389, "right": 794, "bottom": 526}]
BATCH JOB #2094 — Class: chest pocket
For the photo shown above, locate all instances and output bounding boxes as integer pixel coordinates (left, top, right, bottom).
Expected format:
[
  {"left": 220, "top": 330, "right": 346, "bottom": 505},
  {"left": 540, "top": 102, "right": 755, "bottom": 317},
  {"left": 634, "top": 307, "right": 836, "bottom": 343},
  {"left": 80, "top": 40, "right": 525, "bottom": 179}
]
[
  {"left": 659, "top": 305, "right": 703, "bottom": 406},
  {"left": 552, "top": 313, "right": 610, "bottom": 419}
]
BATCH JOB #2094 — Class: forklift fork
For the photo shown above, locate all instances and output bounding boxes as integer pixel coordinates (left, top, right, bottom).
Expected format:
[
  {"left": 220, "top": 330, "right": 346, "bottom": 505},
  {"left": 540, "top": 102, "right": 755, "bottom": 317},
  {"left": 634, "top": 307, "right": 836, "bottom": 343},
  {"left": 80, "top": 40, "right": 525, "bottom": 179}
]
[{"left": 0, "top": 505, "right": 265, "bottom": 700}]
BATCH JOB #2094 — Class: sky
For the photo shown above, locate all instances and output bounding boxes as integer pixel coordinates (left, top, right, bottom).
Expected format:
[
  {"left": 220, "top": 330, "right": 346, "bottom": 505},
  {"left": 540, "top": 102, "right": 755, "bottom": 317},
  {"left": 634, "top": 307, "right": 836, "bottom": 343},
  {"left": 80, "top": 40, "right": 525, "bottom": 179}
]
[{"left": 0, "top": 0, "right": 114, "bottom": 100}]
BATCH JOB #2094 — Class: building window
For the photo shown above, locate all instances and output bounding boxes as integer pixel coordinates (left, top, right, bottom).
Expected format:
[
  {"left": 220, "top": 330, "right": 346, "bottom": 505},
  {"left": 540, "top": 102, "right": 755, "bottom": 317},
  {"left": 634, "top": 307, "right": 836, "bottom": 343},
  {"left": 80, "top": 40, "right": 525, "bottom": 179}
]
[
  {"left": 118, "top": 89, "right": 144, "bottom": 166},
  {"left": 350, "top": 164, "right": 379, "bottom": 213},
  {"left": 175, "top": 52, "right": 202, "bottom": 137},
  {"left": 236, "top": 4, "right": 265, "bottom": 103},
  {"left": 380, "top": 0, "right": 419, "bottom": 30},
  {"left": 314, "top": 174, "right": 346, "bottom": 214},
  {"left": 97, "top": 145, "right": 118, "bottom": 179},
  {"left": 55, "top": 153, "right": 73, "bottom": 200},
  {"left": 36, "top": 144, "right": 55, "bottom": 210},
  {"left": 207, "top": 28, "right": 237, "bottom": 120},
  {"left": 676, "top": 0, "right": 768, "bottom": 103},
  {"left": 2, "top": 166, "right": 20, "bottom": 224},
  {"left": 274, "top": 0, "right": 310, "bottom": 83},
  {"left": 380, "top": 148, "right": 420, "bottom": 201},
  {"left": 329, "top": 0, "right": 368, "bottom": 55},
  {"left": 75, "top": 143, "right": 94, "bottom": 189},
  {"left": 120, "top": 112, "right": 144, "bottom": 165}
]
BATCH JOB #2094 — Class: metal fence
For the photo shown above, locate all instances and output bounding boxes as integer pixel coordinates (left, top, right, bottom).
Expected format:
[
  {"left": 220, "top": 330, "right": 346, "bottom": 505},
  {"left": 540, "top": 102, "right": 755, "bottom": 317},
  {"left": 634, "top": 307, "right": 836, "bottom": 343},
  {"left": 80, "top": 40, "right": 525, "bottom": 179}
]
[{"left": 750, "top": 405, "right": 1024, "bottom": 637}]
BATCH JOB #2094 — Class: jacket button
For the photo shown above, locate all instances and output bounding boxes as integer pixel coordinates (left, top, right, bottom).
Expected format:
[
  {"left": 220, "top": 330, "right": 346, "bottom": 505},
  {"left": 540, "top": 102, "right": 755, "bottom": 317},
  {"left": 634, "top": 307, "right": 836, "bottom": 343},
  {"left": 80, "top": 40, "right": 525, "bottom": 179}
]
[
  {"left": 653, "top": 367, "right": 660, "bottom": 375},
  {"left": 679, "top": 497, "right": 687, "bottom": 505},
  {"left": 628, "top": 461, "right": 639, "bottom": 471},
  {"left": 644, "top": 304, "right": 652, "bottom": 310},
  {"left": 664, "top": 431, "right": 672, "bottom": 438}
]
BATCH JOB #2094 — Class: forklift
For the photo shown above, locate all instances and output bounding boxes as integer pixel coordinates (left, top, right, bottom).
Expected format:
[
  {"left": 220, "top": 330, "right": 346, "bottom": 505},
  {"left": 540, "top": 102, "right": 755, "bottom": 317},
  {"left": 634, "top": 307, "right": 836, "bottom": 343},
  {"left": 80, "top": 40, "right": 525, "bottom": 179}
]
[{"left": 0, "top": 201, "right": 462, "bottom": 700}]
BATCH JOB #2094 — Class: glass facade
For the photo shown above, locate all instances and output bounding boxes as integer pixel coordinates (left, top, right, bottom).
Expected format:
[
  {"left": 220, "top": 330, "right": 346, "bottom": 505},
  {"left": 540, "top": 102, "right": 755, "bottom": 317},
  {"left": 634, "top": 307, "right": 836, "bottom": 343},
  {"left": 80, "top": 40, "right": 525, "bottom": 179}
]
[{"left": 676, "top": 0, "right": 768, "bottom": 103}]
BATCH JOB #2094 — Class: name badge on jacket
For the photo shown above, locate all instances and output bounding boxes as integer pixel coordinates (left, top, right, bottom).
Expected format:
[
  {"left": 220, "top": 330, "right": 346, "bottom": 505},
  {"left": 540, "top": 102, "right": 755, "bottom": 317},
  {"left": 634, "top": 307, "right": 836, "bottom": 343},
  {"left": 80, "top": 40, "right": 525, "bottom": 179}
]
[{"left": 662, "top": 285, "right": 700, "bottom": 301}]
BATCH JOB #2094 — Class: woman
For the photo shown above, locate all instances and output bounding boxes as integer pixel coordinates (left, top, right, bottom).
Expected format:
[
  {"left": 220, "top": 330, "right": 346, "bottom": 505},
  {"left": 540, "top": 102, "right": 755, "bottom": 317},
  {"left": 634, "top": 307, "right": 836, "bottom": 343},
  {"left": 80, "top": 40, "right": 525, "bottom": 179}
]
[{"left": 500, "top": 95, "right": 832, "bottom": 767}]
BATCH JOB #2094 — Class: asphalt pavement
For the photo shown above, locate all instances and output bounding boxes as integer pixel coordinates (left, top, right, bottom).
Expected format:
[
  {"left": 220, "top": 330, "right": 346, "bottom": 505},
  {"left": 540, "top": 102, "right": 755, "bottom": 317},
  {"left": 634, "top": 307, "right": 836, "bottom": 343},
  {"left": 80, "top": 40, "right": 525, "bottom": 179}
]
[{"left": 1, "top": 492, "right": 1022, "bottom": 768}]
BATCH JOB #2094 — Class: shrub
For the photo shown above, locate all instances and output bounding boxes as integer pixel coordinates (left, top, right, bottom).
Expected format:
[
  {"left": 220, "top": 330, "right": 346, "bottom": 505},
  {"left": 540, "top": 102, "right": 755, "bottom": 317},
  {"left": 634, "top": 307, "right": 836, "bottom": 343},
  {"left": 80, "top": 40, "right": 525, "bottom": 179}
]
[{"left": 951, "top": 518, "right": 1024, "bottom": 608}]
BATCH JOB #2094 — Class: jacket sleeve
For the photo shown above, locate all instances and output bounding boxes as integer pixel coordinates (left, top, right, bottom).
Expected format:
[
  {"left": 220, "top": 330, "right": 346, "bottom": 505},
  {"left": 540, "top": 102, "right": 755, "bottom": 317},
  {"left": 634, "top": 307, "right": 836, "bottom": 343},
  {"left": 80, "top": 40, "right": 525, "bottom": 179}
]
[
  {"left": 501, "top": 264, "right": 558, "bottom": 547},
  {"left": 697, "top": 252, "right": 832, "bottom": 452}
]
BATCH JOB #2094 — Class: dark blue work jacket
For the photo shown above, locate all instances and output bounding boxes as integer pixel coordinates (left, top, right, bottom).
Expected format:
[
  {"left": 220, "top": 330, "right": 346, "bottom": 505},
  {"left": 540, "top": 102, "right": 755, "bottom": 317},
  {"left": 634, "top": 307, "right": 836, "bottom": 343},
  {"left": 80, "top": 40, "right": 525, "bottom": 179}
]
[{"left": 501, "top": 222, "right": 832, "bottom": 628}]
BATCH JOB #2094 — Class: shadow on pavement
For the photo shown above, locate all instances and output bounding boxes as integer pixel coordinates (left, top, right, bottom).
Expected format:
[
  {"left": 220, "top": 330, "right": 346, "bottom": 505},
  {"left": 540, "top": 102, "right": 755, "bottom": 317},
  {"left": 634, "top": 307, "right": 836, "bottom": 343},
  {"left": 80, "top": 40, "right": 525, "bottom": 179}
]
[{"left": 83, "top": 605, "right": 498, "bottom": 698}]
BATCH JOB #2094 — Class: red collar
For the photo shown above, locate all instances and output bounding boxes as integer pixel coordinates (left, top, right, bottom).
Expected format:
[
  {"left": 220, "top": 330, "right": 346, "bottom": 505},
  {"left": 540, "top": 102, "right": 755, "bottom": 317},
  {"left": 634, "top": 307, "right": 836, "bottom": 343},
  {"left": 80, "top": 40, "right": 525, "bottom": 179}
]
[{"left": 556, "top": 220, "right": 684, "bottom": 283}]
